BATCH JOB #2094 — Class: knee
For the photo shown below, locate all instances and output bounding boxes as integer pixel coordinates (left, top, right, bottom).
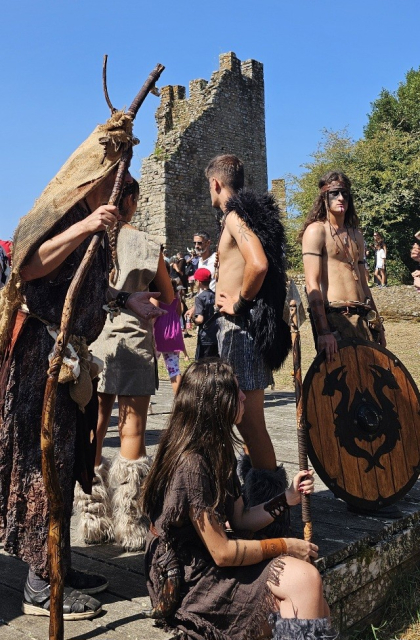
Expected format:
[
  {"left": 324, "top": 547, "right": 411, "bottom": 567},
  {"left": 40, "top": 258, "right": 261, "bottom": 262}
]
[{"left": 292, "top": 562, "right": 323, "bottom": 596}]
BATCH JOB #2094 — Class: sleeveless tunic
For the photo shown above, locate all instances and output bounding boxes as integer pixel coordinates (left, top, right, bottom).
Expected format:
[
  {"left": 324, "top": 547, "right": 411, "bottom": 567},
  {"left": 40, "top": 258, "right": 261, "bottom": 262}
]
[{"left": 91, "top": 225, "right": 160, "bottom": 396}]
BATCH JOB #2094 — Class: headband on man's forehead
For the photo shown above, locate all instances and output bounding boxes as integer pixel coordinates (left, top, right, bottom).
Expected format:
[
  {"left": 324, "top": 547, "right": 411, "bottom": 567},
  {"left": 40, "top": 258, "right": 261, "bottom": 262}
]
[{"left": 321, "top": 181, "right": 349, "bottom": 194}]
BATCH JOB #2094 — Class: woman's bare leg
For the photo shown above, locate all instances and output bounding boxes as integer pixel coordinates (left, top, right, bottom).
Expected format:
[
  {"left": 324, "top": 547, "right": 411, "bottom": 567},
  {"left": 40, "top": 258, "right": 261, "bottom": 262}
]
[
  {"left": 267, "top": 556, "right": 327, "bottom": 619},
  {"left": 170, "top": 374, "right": 181, "bottom": 395},
  {"left": 117, "top": 395, "right": 150, "bottom": 459},
  {"left": 95, "top": 393, "right": 116, "bottom": 466}
]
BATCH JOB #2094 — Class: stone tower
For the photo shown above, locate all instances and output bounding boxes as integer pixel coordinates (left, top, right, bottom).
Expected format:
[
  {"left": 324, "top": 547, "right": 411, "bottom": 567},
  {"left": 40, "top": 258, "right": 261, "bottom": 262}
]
[{"left": 134, "top": 52, "right": 267, "bottom": 253}]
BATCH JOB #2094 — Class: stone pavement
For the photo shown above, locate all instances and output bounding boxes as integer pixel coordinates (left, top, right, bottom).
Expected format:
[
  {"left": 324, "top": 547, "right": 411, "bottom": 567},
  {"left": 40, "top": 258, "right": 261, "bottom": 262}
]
[{"left": 1, "top": 379, "right": 419, "bottom": 638}]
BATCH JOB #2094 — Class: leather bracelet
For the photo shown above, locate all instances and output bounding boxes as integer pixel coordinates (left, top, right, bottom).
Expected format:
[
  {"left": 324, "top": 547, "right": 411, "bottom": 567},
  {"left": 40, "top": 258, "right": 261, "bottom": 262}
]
[
  {"left": 233, "top": 293, "right": 254, "bottom": 315},
  {"left": 260, "top": 538, "right": 287, "bottom": 560},
  {"left": 317, "top": 329, "right": 332, "bottom": 336},
  {"left": 115, "top": 291, "right": 132, "bottom": 309},
  {"left": 263, "top": 492, "right": 289, "bottom": 520}
]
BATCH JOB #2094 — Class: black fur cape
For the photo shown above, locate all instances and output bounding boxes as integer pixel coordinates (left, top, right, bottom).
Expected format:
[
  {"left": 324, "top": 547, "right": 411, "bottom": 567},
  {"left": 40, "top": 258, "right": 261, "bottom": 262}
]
[{"left": 225, "top": 189, "right": 292, "bottom": 370}]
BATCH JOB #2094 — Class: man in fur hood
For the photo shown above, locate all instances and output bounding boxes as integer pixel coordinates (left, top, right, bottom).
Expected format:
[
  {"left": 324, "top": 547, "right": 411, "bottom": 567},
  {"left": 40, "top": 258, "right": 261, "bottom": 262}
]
[
  {"left": 205, "top": 154, "right": 291, "bottom": 472},
  {"left": 0, "top": 113, "right": 165, "bottom": 621}
]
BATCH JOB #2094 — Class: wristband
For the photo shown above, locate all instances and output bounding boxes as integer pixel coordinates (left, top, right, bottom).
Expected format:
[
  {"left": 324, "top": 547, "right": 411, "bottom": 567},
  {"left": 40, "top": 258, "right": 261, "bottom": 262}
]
[
  {"left": 260, "top": 538, "right": 287, "bottom": 560},
  {"left": 115, "top": 291, "right": 132, "bottom": 309},
  {"left": 317, "top": 329, "right": 332, "bottom": 336},
  {"left": 263, "top": 492, "right": 289, "bottom": 520},
  {"left": 233, "top": 293, "right": 254, "bottom": 315}
]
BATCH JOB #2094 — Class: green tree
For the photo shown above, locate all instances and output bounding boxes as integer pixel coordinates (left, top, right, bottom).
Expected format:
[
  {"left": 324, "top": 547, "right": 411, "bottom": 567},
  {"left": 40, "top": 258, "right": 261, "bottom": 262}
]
[{"left": 365, "top": 67, "right": 420, "bottom": 138}]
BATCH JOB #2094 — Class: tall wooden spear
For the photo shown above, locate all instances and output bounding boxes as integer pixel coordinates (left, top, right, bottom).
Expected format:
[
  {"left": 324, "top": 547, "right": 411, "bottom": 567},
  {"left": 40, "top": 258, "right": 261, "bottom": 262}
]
[
  {"left": 287, "top": 281, "right": 313, "bottom": 546},
  {"left": 41, "top": 59, "right": 165, "bottom": 640}
]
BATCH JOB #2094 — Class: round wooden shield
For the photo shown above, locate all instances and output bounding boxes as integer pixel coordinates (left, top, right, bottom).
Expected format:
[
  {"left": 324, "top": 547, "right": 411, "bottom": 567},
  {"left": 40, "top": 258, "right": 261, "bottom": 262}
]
[{"left": 303, "top": 338, "right": 420, "bottom": 511}]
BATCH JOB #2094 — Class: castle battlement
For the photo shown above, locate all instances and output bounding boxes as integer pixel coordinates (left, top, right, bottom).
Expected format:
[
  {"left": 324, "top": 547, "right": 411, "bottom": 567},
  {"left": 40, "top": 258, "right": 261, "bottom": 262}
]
[{"left": 135, "top": 52, "right": 267, "bottom": 252}]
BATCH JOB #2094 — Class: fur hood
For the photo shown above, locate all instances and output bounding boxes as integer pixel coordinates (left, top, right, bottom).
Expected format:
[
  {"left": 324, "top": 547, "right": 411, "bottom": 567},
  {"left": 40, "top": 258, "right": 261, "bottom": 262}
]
[{"left": 225, "top": 189, "right": 291, "bottom": 370}]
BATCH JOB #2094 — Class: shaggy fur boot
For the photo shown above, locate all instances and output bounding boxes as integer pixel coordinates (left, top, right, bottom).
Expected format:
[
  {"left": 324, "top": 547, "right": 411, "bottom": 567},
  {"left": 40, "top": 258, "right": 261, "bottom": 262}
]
[
  {"left": 108, "top": 453, "right": 151, "bottom": 552},
  {"left": 238, "top": 454, "right": 291, "bottom": 538},
  {"left": 270, "top": 614, "right": 339, "bottom": 639},
  {"left": 73, "top": 457, "right": 114, "bottom": 545}
]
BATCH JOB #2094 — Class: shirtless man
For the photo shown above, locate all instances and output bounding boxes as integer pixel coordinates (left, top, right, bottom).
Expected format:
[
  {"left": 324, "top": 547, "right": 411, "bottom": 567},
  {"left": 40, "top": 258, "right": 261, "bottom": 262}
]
[
  {"left": 205, "top": 155, "right": 286, "bottom": 471},
  {"left": 301, "top": 171, "right": 386, "bottom": 362}
]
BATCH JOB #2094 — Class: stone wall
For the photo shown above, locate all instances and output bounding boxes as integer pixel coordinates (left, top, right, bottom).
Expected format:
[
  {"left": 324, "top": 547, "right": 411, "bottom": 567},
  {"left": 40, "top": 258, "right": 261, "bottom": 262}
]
[{"left": 133, "top": 52, "right": 267, "bottom": 253}]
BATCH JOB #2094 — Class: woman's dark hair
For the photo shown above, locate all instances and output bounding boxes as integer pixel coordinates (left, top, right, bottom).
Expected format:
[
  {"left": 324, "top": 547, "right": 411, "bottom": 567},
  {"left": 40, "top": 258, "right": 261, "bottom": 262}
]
[
  {"left": 142, "top": 358, "right": 241, "bottom": 518},
  {"left": 108, "top": 178, "right": 140, "bottom": 284},
  {"left": 298, "top": 171, "right": 359, "bottom": 241}
]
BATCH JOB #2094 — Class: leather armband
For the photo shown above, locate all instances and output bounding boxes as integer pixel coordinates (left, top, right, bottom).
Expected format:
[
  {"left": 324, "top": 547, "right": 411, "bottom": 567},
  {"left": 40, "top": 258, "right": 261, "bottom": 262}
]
[
  {"left": 260, "top": 538, "right": 287, "bottom": 560},
  {"left": 263, "top": 492, "right": 289, "bottom": 520},
  {"left": 115, "top": 291, "right": 132, "bottom": 309},
  {"left": 233, "top": 293, "right": 254, "bottom": 315}
]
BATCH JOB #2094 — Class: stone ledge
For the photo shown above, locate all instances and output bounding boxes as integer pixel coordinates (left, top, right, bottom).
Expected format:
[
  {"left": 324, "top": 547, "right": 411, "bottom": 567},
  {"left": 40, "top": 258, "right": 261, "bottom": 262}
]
[{"left": 320, "top": 504, "right": 420, "bottom": 634}]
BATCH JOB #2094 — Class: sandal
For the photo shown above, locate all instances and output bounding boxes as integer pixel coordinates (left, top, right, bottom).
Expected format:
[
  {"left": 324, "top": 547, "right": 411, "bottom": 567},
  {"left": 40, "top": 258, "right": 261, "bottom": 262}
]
[
  {"left": 22, "top": 579, "right": 102, "bottom": 620},
  {"left": 65, "top": 568, "right": 108, "bottom": 594}
]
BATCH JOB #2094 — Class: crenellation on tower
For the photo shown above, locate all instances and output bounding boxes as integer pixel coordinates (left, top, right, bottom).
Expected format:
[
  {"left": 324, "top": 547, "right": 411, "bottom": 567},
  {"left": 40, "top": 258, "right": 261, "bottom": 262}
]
[{"left": 134, "top": 52, "right": 268, "bottom": 253}]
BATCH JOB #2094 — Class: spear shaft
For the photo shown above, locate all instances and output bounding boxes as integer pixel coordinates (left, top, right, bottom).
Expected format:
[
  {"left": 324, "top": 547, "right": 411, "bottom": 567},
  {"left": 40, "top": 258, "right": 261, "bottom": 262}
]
[
  {"left": 41, "top": 62, "right": 164, "bottom": 640},
  {"left": 289, "top": 300, "right": 313, "bottom": 544}
]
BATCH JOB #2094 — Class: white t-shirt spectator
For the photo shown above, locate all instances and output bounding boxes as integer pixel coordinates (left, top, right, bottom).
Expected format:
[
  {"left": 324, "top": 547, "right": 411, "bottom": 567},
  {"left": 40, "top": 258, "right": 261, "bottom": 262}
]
[
  {"left": 375, "top": 248, "right": 386, "bottom": 270},
  {"left": 198, "top": 252, "right": 216, "bottom": 292}
]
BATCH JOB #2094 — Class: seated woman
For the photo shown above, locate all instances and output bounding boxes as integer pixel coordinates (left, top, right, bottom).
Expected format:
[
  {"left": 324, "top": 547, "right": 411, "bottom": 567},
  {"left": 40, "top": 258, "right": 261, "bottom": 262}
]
[{"left": 142, "top": 358, "right": 337, "bottom": 640}]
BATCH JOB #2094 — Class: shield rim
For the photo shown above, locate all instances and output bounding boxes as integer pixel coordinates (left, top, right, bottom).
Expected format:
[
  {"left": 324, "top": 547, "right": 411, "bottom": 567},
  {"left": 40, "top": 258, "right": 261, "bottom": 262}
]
[{"left": 303, "top": 337, "right": 420, "bottom": 510}]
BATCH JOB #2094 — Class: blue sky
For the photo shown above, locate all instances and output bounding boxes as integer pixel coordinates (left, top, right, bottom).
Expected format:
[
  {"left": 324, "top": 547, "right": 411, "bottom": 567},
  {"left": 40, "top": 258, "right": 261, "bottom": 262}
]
[{"left": 1, "top": 0, "right": 419, "bottom": 240}]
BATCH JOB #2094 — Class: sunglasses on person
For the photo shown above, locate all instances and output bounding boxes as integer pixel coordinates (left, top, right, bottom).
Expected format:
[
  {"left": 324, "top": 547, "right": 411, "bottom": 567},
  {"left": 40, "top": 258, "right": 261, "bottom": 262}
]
[{"left": 328, "top": 189, "right": 349, "bottom": 201}]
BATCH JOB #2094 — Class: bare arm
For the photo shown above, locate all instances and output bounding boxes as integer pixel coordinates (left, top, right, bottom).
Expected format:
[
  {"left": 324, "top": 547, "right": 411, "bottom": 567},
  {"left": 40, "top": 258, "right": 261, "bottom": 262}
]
[
  {"left": 302, "top": 223, "right": 337, "bottom": 362},
  {"left": 411, "top": 243, "right": 420, "bottom": 263},
  {"left": 356, "top": 233, "right": 386, "bottom": 347},
  {"left": 20, "top": 205, "right": 120, "bottom": 281},
  {"left": 218, "top": 212, "right": 268, "bottom": 314},
  {"left": 231, "top": 470, "right": 314, "bottom": 531},
  {"left": 192, "top": 502, "right": 317, "bottom": 568},
  {"left": 152, "top": 252, "right": 174, "bottom": 305}
]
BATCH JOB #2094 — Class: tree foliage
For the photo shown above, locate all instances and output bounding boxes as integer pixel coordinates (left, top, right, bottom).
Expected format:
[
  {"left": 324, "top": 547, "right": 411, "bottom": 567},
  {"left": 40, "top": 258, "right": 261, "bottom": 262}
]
[{"left": 286, "top": 68, "right": 420, "bottom": 282}]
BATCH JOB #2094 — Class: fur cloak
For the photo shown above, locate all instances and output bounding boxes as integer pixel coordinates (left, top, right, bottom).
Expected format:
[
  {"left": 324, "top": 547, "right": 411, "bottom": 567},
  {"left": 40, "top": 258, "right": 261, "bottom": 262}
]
[{"left": 225, "top": 189, "right": 291, "bottom": 370}]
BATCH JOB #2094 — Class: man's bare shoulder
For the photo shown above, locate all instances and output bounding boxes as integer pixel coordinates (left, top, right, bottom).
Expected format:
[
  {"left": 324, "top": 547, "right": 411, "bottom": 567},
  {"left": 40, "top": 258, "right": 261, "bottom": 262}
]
[
  {"left": 225, "top": 210, "right": 258, "bottom": 245},
  {"left": 302, "top": 221, "right": 325, "bottom": 249}
]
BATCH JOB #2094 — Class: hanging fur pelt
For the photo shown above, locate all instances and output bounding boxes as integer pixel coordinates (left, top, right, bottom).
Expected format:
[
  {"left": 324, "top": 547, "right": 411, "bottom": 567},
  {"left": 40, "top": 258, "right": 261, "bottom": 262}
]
[{"left": 224, "top": 189, "right": 292, "bottom": 370}]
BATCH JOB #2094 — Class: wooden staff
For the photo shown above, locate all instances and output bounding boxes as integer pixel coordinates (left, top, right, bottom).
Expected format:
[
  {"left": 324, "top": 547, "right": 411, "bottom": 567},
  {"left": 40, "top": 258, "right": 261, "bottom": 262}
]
[
  {"left": 289, "top": 299, "right": 313, "bottom": 545},
  {"left": 41, "top": 60, "right": 164, "bottom": 640}
]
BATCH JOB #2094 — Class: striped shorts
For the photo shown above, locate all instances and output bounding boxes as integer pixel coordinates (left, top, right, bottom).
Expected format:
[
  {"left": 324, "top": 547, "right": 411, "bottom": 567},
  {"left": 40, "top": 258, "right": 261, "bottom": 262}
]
[{"left": 216, "top": 314, "right": 273, "bottom": 391}]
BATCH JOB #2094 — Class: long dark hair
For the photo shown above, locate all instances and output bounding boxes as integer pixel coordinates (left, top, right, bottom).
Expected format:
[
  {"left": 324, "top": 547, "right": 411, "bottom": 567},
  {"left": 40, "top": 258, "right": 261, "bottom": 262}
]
[
  {"left": 298, "top": 171, "right": 359, "bottom": 241},
  {"left": 142, "top": 358, "right": 242, "bottom": 517},
  {"left": 108, "top": 178, "right": 140, "bottom": 284}
]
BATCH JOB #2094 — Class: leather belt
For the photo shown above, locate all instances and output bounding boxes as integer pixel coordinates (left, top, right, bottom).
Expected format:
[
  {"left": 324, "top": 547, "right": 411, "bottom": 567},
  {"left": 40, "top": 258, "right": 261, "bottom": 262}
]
[{"left": 325, "top": 305, "right": 370, "bottom": 317}]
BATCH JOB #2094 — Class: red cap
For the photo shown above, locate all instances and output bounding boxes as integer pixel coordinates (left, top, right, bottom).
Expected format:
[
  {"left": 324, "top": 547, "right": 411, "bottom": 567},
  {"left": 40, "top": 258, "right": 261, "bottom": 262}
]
[{"left": 194, "top": 268, "right": 212, "bottom": 282}]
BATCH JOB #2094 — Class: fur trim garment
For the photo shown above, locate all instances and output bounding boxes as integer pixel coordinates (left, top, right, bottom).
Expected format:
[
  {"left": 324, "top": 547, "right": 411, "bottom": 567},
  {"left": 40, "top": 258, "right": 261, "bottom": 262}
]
[
  {"left": 225, "top": 189, "right": 292, "bottom": 370},
  {"left": 270, "top": 613, "right": 339, "bottom": 639},
  {"left": 73, "top": 457, "right": 114, "bottom": 545},
  {"left": 109, "top": 453, "right": 151, "bottom": 552},
  {"left": 239, "top": 454, "right": 291, "bottom": 538}
]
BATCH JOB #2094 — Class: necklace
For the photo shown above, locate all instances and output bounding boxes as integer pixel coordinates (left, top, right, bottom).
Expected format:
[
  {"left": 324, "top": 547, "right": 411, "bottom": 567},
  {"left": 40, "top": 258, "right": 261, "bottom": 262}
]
[{"left": 328, "top": 221, "right": 359, "bottom": 281}]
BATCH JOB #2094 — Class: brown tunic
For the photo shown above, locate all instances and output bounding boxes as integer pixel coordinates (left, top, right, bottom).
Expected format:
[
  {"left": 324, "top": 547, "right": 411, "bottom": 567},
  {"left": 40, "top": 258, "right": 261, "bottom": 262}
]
[
  {"left": 0, "top": 203, "right": 108, "bottom": 578},
  {"left": 145, "top": 453, "right": 282, "bottom": 640},
  {"left": 91, "top": 225, "right": 160, "bottom": 396}
]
